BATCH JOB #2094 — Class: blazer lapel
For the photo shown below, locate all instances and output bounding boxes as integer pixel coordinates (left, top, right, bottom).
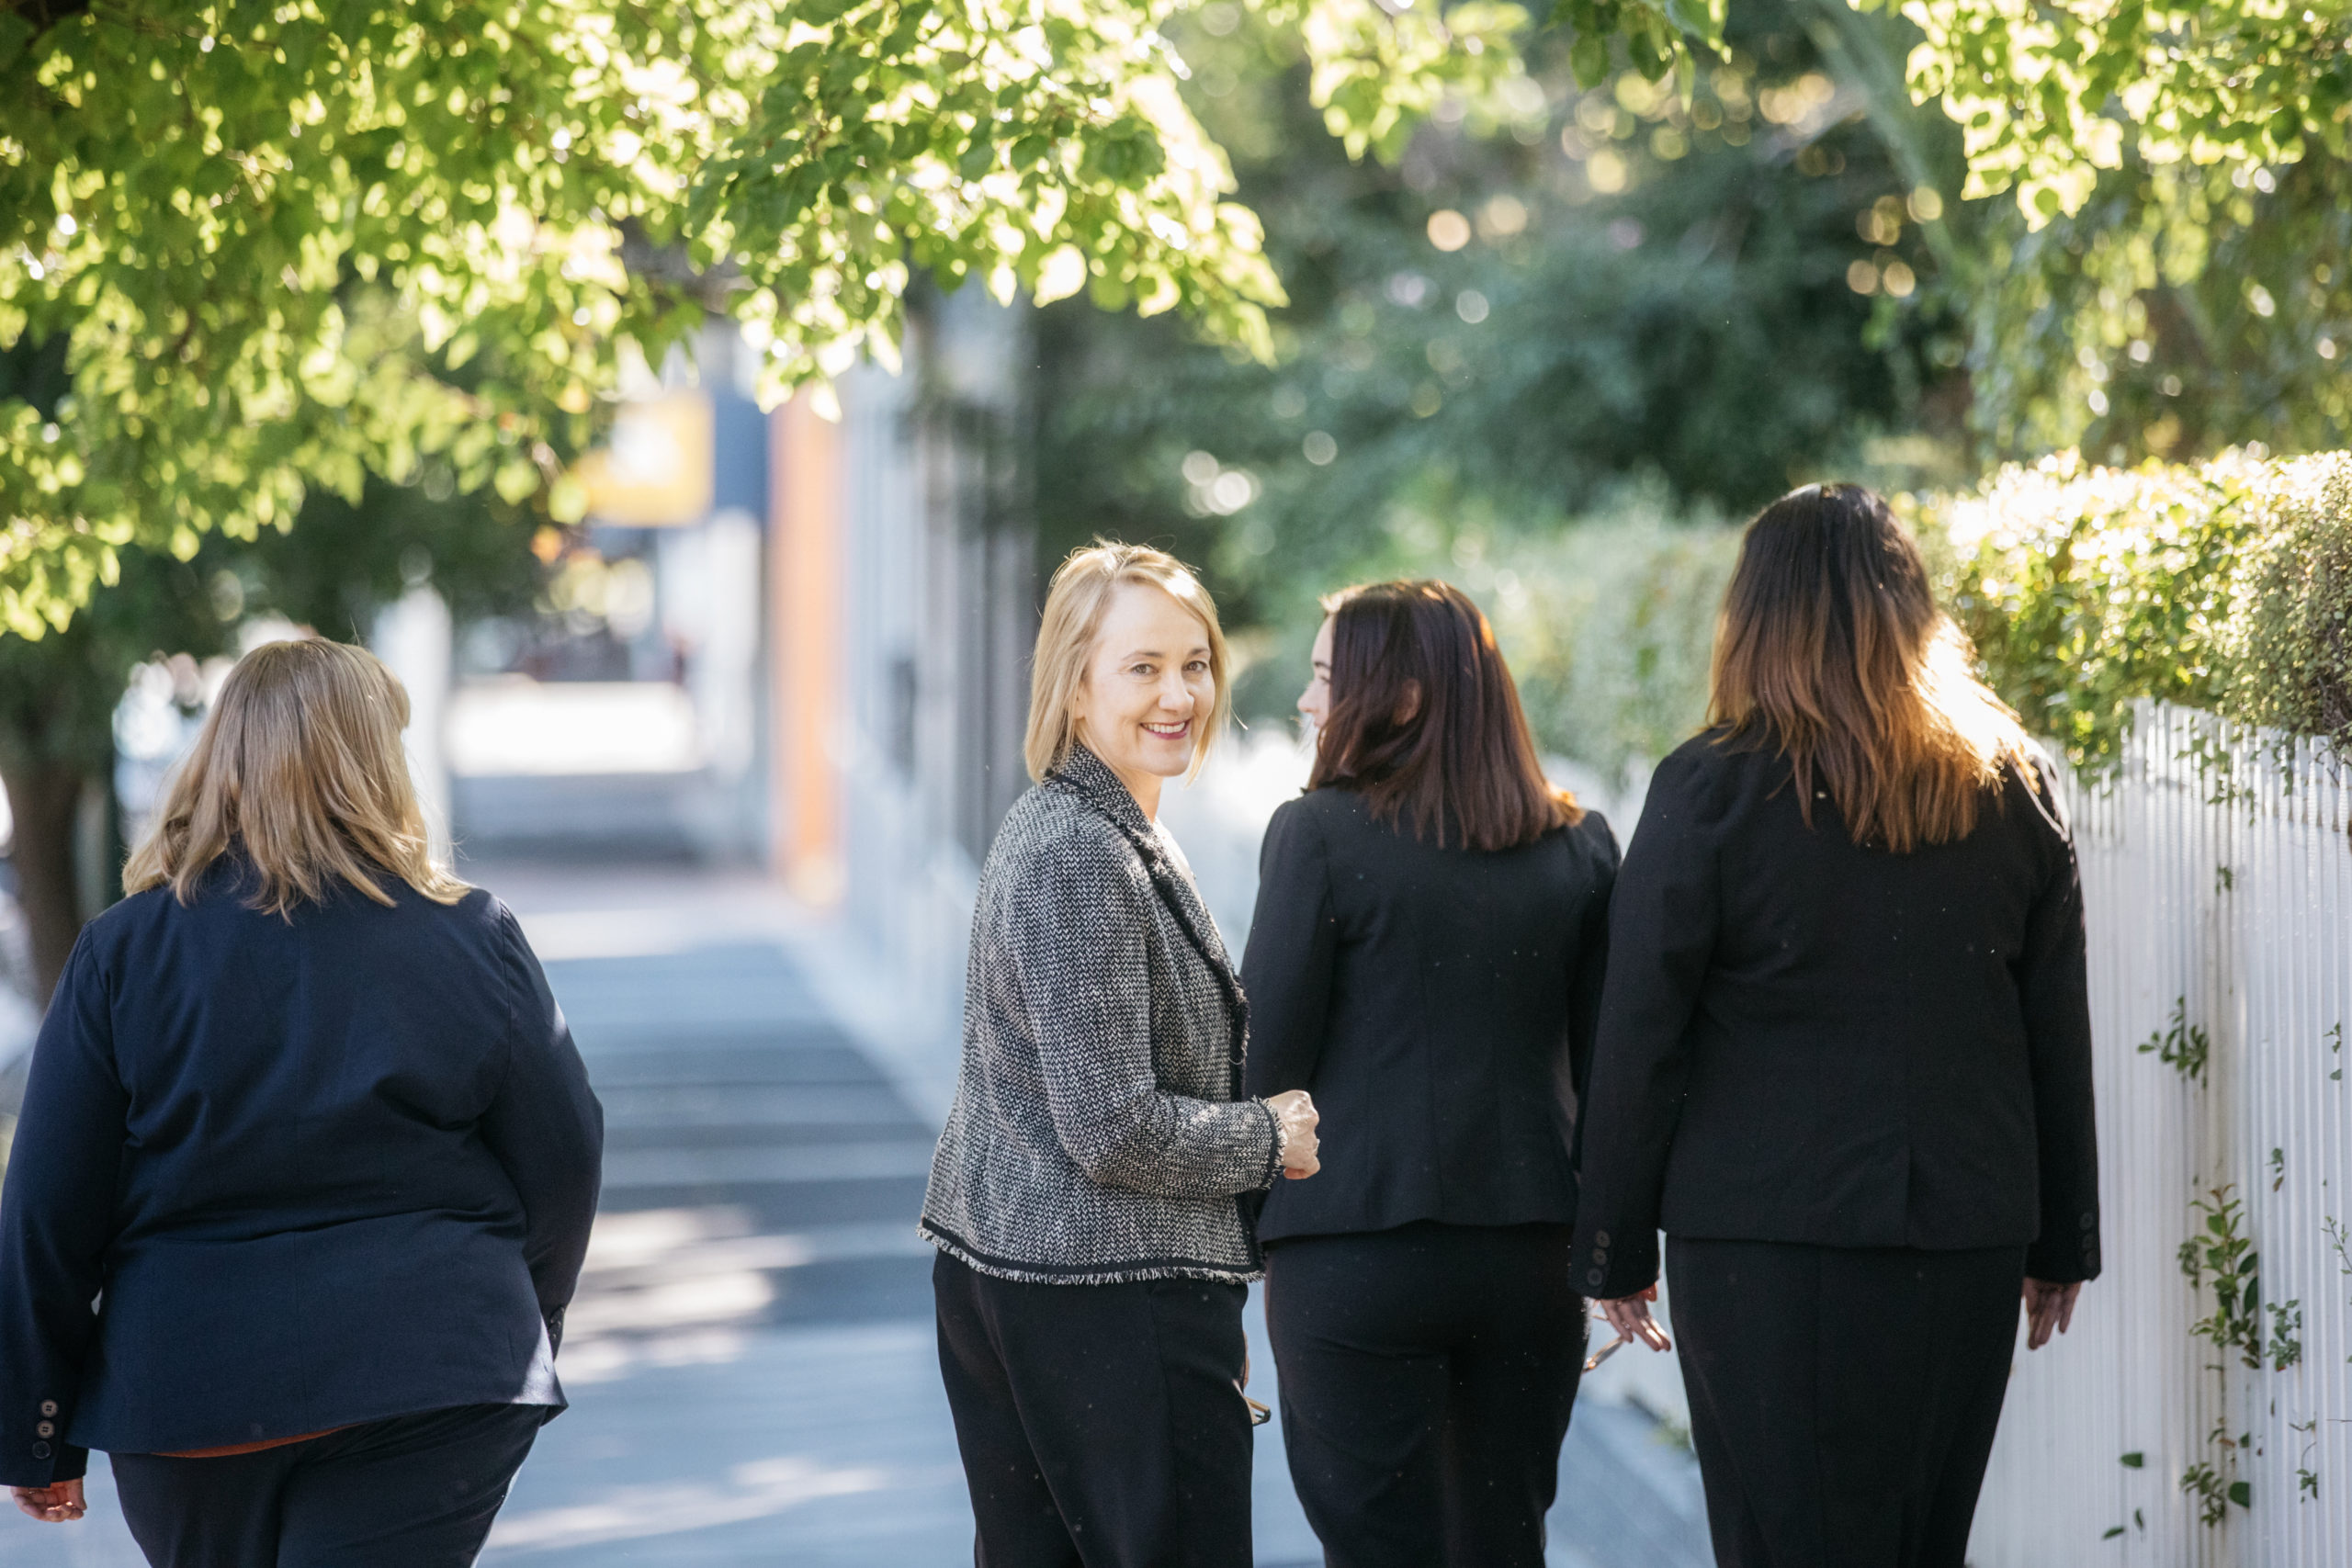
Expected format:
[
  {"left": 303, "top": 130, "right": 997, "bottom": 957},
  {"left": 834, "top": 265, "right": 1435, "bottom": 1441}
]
[{"left": 1048, "top": 747, "right": 1250, "bottom": 1060}]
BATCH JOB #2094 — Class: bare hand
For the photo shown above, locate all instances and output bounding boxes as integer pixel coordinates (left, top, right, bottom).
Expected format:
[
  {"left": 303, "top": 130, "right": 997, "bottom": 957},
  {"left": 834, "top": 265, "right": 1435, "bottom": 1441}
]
[
  {"left": 2022, "top": 1278, "right": 2081, "bottom": 1350},
  {"left": 1267, "top": 1090, "right": 1320, "bottom": 1179},
  {"left": 1599, "top": 1297, "right": 1674, "bottom": 1354},
  {"left": 10, "top": 1480, "right": 85, "bottom": 1523},
  {"left": 1597, "top": 1286, "right": 1672, "bottom": 1353}
]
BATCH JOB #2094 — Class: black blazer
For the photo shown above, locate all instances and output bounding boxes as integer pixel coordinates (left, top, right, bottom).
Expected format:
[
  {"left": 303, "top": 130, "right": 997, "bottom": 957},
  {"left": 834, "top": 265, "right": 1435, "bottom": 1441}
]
[
  {"left": 1569, "top": 732, "right": 2100, "bottom": 1301},
  {"left": 1240, "top": 787, "right": 1619, "bottom": 1244},
  {"left": 0, "top": 862, "right": 604, "bottom": 1487}
]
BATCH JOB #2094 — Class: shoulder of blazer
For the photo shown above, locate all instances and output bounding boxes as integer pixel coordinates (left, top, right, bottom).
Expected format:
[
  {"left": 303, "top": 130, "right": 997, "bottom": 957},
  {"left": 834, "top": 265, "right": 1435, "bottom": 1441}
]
[
  {"left": 1644, "top": 728, "right": 1761, "bottom": 824},
  {"left": 993, "top": 782, "right": 1150, "bottom": 887},
  {"left": 1562, "top": 807, "right": 1621, "bottom": 877},
  {"left": 1271, "top": 786, "right": 1370, "bottom": 845}
]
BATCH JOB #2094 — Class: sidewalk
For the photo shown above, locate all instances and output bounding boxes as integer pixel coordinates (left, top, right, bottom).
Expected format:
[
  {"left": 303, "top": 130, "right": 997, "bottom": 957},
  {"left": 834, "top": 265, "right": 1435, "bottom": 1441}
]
[{"left": 0, "top": 863, "right": 1710, "bottom": 1566}]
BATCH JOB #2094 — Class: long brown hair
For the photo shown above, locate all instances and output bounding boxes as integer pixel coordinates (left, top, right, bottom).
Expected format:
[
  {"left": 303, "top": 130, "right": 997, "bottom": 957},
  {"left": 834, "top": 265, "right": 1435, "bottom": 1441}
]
[
  {"left": 1709, "top": 483, "right": 2031, "bottom": 852},
  {"left": 1307, "top": 580, "right": 1579, "bottom": 851},
  {"left": 123, "top": 638, "right": 468, "bottom": 914}
]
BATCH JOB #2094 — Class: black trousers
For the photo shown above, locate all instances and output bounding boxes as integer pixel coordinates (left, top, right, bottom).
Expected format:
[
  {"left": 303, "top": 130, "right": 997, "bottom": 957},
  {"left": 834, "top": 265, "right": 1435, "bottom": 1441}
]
[
  {"left": 1262, "top": 1222, "right": 1585, "bottom": 1568},
  {"left": 110, "top": 1403, "right": 545, "bottom": 1568},
  {"left": 1667, "top": 1237, "right": 2026, "bottom": 1568},
  {"left": 933, "top": 1250, "right": 1255, "bottom": 1568}
]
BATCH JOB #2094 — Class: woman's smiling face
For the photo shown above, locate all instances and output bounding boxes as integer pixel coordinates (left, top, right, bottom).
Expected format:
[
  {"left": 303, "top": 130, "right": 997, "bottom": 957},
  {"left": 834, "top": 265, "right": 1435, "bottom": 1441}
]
[{"left": 1071, "top": 581, "right": 1216, "bottom": 813}]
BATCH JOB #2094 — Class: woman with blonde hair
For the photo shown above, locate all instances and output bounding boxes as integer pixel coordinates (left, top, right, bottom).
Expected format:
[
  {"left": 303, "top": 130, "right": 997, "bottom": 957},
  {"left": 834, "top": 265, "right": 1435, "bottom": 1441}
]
[
  {"left": 921, "top": 542, "right": 1322, "bottom": 1567},
  {"left": 0, "top": 638, "right": 602, "bottom": 1566},
  {"left": 1573, "top": 484, "right": 2099, "bottom": 1567}
]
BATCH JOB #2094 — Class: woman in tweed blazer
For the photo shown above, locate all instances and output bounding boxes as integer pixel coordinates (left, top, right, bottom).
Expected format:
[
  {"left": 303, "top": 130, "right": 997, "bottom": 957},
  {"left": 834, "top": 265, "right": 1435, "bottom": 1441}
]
[{"left": 922, "top": 542, "right": 1320, "bottom": 1568}]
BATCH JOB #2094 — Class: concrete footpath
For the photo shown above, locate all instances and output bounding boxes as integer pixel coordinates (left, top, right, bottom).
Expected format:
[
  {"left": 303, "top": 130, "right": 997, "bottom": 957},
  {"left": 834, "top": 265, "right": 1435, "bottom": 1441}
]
[{"left": 0, "top": 864, "right": 1709, "bottom": 1567}]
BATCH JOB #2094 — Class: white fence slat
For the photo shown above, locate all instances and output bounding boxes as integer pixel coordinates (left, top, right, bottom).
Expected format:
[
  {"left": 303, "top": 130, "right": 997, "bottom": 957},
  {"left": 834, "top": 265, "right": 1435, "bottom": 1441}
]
[{"left": 1973, "top": 705, "right": 2352, "bottom": 1566}]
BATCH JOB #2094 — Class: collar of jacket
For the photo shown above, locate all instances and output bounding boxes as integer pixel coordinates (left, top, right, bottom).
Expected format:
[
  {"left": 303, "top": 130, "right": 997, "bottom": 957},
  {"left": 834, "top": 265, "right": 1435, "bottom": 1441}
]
[
  {"left": 1046, "top": 744, "right": 1250, "bottom": 1081},
  {"left": 1047, "top": 743, "right": 1158, "bottom": 841}
]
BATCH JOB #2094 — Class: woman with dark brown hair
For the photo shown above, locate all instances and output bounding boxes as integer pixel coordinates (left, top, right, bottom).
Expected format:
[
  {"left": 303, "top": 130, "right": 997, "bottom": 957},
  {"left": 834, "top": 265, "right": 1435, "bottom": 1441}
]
[
  {"left": 1573, "top": 484, "right": 2099, "bottom": 1568},
  {"left": 1242, "top": 580, "right": 1618, "bottom": 1568}
]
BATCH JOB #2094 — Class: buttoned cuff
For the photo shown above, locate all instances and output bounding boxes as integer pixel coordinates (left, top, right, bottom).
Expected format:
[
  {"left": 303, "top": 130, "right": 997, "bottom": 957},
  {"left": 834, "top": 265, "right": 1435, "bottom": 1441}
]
[
  {"left": 1571, "top": 1223, "right": 1660, "bottom": 1300},
  {"left": 1, "top": 1407, "right": 85, "bottom": 1489},
  {"left": 2027, "top": 1204, "right": 2101, "bottom": 1283}
]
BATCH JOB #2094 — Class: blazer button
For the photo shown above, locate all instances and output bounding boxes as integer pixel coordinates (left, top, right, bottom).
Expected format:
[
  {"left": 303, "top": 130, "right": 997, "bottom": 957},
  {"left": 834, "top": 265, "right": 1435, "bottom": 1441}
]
[
  {"left": 1586, "top": 1269, "right": 1605, "bottom": 1288},
  {"left": 36, "top": 1422, "right": 54, "bottom": 1438},
  {"left": 1594, "top": 1230, "right": 1612, "bottom": 1248},
  {"left": 31, "top": 1441, "right": 51, "bottom": 1460},
  {"left": 1592, "top": 1248, "right": 1610, "bottom": 1265},
  {"left": 2080, "top": 1211, "right": 2097, "bottom": 1230},
  {"left": 38, "top": 1400, "right": 57, "bottom": 1417}
]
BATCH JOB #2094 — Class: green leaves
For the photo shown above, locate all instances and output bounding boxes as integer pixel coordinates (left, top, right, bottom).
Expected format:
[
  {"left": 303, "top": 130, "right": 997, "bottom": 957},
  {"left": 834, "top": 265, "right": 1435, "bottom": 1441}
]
[{"left": 1895, "top": 0, "right": 2352, "bottom": 227}]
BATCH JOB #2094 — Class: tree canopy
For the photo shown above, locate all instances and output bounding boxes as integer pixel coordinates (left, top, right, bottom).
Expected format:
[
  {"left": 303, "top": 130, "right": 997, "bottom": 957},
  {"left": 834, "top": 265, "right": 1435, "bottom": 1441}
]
[{"left": 5, "top": 0, "right": 2344, "bottom": 637}]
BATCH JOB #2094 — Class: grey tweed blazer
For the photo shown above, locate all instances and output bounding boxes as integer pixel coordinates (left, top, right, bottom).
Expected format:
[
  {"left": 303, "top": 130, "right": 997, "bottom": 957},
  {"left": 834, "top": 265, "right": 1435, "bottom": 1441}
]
[{"left": 919, "top": 745, "right": 1283, "bottom": 1285}]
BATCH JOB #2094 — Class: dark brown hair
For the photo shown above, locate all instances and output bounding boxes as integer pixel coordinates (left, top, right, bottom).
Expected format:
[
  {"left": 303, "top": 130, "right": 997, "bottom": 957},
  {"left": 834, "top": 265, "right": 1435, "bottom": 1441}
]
[
  {"left": 1709, "top": 483, "right": 2031, "bottom": 852},
  {"left": 1307, "top": 580, "right": 1580, "bottom": 851}
]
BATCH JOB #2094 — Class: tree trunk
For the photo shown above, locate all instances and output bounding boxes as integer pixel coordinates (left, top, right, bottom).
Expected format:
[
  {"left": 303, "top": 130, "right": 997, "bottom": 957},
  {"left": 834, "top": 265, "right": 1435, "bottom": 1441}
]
[{"left": 0, "top": 759, "right": 90, "bottom": 1010}]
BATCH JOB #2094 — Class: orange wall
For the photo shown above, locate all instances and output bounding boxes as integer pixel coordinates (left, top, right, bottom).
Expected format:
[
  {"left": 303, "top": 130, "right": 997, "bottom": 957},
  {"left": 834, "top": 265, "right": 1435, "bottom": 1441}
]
[{"left": 767, "top": 394, "right": 843, "bottom": 903}]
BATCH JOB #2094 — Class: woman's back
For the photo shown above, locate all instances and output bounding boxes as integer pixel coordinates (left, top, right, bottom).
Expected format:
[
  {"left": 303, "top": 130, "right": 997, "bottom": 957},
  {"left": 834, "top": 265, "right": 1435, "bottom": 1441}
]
[
  {"left": 1576, "top": 730, "right": 2095, "bottom": 1280},
  {"left": 1243, "top": 784, "right": 1618, "bottom": 1242},
  {"left": 4, "top": 861, "right": 602, "bottom": 1458}
]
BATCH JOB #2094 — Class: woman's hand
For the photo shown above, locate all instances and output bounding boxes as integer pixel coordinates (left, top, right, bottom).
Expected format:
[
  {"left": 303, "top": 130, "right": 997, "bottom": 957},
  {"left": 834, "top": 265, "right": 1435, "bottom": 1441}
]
[
  {"left": 1267, "top": 1090, "right": 1320, "bottom": 1179},
  {"left": 1597, "top": 1286, "right": 1673, "bottom": 1352},
  {"left": 9, "top": 1480, "right": 85, "bottom": 1523},
  {"left": 2022, "top": 1278, "right": 2082, "bottom": 1350}
]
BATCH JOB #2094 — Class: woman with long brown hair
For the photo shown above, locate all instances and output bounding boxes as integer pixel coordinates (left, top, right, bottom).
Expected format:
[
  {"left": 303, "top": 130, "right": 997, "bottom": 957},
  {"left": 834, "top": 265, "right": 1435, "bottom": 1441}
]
[
  {"left": 1242, "top": 580, "right": 1617, "bottom": 1568},
  {"left": 0, "top": 638, "right": 602, "bottom": 1565},
  {"left": 1573, "top": 484, "right": 2099, "bottom": 1567}
]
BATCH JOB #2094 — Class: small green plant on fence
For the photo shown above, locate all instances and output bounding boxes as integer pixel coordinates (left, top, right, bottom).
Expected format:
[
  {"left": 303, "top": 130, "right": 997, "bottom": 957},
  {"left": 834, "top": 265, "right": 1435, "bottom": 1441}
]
[
  {"left": 2291, "top": 1419, "right": 2319, "bottom": 1501},
  {"left": 2182, "top": 1426, "right": 2255, "bottom": 1526},
  {"left": 2327, "top": 1021, "right": 2344, "bottom": 1082},
  {"left": 2140, "top": 998, "right": 2211, "bottom": 1082},
  {"left": 2268, "top": 1298, "right": 2304, "bottom": 1371},
  {"left": 2180, "top": 1186, "right": 2263, "bottom": 1370},
  {"left": 2326, "top": 1216, "right": 2352, "bottom": 1363}
]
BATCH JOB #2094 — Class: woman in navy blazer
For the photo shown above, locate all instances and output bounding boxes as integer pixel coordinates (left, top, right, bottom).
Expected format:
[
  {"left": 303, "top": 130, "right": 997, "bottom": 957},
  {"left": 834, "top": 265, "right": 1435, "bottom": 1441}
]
[{"left": 0, "top": 638, "right": 603, "bottom": 1566}]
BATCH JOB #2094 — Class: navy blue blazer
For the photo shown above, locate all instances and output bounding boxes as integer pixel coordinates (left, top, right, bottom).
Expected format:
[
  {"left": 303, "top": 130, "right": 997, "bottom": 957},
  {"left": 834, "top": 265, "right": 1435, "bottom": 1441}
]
[{"left": 0, "top": 861, "right": 603, "bottom": 1487}]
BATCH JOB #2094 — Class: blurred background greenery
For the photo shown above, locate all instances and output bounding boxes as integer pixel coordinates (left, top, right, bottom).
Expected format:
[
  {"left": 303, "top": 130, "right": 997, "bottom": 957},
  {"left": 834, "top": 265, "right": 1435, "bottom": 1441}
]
[{"left": 1036, "top": 0, "right": 2351, "bottom": 766}]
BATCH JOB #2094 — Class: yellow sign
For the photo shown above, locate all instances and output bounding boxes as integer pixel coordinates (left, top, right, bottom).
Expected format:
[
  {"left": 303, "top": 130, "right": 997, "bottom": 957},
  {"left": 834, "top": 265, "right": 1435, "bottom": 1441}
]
[{"left": 572, "top": 392, "right": 714, "bottom": 526}]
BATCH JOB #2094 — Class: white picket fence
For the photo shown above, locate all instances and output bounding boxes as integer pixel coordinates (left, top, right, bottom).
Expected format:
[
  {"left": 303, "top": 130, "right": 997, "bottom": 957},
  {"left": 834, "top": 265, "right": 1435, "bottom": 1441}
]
[{"left": 1972, "top": 704, "right": 2352, "bottom": 1565}]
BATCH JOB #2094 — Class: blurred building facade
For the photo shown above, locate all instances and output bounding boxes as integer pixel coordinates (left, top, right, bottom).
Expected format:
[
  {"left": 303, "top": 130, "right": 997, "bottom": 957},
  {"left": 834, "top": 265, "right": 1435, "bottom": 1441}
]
[
  {"left": 412, "top": 294, "right": 1035, "bottom": 1034},
  {"left": 799, "top": 290, "right": 1034, "bottom": 1022}
]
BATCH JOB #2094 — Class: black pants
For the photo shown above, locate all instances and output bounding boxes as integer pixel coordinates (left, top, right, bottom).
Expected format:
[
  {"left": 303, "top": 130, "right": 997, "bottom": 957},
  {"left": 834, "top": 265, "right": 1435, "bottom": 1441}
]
[
  {"left": 1262, "top": 1222, "right": 1585, "bottom": 1568},
  {"left": 933, "top": 1250, "right": 1255, "bottom": 1568},
  {"left": 110, "top": 1403, "right": 545, "bottom": 1568},
  {"left": 1667, "top": 1237, "right": 2026, "bottom": 1568}
]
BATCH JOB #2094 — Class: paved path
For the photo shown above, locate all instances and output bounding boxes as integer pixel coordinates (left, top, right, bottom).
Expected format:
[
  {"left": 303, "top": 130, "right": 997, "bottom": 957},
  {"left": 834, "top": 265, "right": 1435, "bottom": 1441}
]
[{"left": 0, "top": 867, "right": 1711, "bottom": 1566}]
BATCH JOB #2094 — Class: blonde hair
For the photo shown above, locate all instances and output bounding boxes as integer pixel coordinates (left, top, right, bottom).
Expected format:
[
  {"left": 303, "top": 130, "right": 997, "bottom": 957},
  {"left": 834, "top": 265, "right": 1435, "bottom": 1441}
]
[
  {"left": 1710, "top": 483, "right": 2031, "bottom": 852},
  {"left": 124, "top": 638, "right": 468, "bottom": 915},
  {"left": 1023, "top": 542, "right": 1232, "bottom": 783}
]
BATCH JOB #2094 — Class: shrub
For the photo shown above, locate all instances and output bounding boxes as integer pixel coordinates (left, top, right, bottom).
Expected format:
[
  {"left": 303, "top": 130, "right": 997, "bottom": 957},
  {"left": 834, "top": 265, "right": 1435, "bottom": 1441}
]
[{"left": 1912, "top": 449, "right": 2352, "bottom": 771}]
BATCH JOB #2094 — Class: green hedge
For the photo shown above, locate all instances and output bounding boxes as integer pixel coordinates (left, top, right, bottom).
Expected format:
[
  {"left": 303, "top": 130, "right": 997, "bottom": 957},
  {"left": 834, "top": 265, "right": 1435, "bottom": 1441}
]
[
  {"left": 1912, "top": 449, "right": 2352, "bottom": 771},
  {"left": 1476, "top": 449, "right": 2352, "bottom": 779}
]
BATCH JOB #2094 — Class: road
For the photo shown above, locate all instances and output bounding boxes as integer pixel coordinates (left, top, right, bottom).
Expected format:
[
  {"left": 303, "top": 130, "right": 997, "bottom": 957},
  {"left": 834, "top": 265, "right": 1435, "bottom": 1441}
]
[{"left": 0, "top": 865, "right": 1710, "bottom": 1567}]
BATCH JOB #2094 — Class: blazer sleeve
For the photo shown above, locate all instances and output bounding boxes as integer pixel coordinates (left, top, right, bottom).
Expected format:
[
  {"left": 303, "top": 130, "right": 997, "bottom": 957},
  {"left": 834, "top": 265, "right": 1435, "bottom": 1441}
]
[
  {"left": 1565, "top": 814, "right": 1621, "bottom": 1160},
  {"left": 1005, "top": 829, "right": 1279, "bottom": 1200},
  {"left": 2016, "top": 760, "right": 2100, "bottom": 1282},
  {"left": 1240, "top": 799, "right": 1339, "bottom": 1100},
  {"left": 1570, "top": 757, "right": 1719, "bottom": 1299},
  {"left": 0, "top": 931, "right": 124, "bottom": 1487},
  {"left": 479, "top": 908, "right": 605, "bottom": 1350}
]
